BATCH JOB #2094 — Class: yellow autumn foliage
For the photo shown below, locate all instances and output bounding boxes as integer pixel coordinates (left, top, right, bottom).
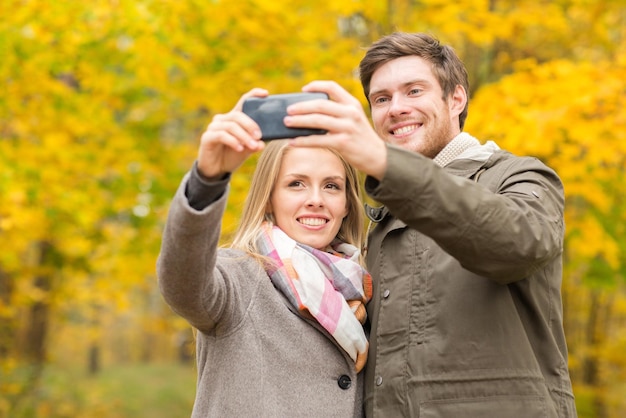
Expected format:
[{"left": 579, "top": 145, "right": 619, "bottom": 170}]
[{"left": 2, "top": 0, "right": 626, "bottom": 416}]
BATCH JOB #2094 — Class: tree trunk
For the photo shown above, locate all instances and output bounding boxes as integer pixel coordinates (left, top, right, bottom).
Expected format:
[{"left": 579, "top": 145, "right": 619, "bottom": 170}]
[
  {"left": 88, "top": 344, "right": 100, "bottom": 375},
  {"left": 582, "top": 290, "right": 612, "bottom": 418},
  {"left": 23, "top": 241, "right": 53, "bottom": 363},
  {"left": 0, "top": 268, "right": 15, "bottom": 358}
]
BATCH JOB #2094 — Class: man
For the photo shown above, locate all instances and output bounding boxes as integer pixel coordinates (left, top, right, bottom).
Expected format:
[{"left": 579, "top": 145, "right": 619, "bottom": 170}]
[{"left": 287, "top": 32, "right": 577, "bottom": 417}]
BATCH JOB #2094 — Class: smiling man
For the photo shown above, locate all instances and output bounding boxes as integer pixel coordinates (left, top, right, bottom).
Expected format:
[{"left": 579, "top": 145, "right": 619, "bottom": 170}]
[{"left": 288, "top": 32, "right": 577, "bottom": 418}]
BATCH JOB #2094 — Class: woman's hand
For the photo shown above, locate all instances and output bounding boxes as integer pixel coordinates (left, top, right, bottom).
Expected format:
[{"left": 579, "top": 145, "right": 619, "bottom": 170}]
[{"left": 197, "top": 88, "right": 269, "bottom": 179}]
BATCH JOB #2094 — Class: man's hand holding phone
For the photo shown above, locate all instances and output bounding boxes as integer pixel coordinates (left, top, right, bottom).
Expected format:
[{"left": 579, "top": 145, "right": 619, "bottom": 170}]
[{"left": 286, "top": 80, "right": 389, "bottom": 180}]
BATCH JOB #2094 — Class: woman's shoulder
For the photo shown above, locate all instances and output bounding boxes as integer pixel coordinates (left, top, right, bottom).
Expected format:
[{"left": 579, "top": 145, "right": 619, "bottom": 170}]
[
  {"left": 217, "top": 248, "right": 266, "bottom": 272},
  {"left": 219, "top": 247, "right": 248, "bottom": 258}
]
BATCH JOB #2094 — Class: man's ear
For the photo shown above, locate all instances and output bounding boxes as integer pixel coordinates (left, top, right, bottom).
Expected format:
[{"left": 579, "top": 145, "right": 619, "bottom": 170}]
[{"left": 449, "top": 84, "right": 467, "bottom": 117}]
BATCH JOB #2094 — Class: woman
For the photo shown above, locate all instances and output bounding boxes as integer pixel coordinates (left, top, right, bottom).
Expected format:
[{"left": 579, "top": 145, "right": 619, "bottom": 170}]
[{"left": 157, "top": 88, "right": 371, "bottom": 417}]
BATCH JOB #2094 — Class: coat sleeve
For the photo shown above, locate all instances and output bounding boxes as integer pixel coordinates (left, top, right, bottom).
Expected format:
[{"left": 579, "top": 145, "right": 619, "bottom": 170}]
[
  {"left": 156, "top": 173, "right": 243, "bottom": 333},
  {"left": 365, "top": 145, "right": 565, "bottom": 283}
]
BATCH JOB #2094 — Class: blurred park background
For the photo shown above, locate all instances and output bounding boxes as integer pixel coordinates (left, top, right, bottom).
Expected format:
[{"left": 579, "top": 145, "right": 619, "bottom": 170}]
[{"left": 1, "top": 0, "right": 625, "bottom": 416}]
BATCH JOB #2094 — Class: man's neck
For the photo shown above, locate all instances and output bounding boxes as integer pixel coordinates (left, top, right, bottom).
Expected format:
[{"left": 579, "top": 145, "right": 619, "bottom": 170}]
[{"left": 433, "top": 132, "right": 481, "bottom": 167}]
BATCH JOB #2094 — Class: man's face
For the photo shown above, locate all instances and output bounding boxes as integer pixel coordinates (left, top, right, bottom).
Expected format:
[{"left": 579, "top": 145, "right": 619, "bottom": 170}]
[{"left": 368, "top": 55, "right": 465, "bottom": 158}]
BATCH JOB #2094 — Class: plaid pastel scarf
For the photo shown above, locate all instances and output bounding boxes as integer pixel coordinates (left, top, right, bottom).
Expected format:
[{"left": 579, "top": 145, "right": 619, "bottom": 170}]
[{"left": 257, "top": 222, "right": 373, "bottom": 372}]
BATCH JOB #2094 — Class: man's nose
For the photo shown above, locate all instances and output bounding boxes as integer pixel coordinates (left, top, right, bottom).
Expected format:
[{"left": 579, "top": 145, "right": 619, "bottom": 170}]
[{"left": 388, "top": 95, "right": 412, "bottom": 116}]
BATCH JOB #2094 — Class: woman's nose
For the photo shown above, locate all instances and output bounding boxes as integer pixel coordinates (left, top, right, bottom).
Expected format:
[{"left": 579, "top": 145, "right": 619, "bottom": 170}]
[{"left": 305, "top": 189, "right": 324, "bottom": 207}]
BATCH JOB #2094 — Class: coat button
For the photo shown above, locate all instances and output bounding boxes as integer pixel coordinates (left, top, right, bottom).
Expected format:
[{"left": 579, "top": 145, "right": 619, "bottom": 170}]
[
  {"left": 337, "top": 375, "right": 352, "bottom": 390},
  {"left": 375, "top": 376, "right": 383, "bottom": 386},
  {"left": 382, "top": 289, "right": 390, "bottom": 298}
]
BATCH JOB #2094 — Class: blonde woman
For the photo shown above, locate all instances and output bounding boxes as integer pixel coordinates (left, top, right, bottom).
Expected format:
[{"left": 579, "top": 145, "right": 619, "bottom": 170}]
[{"left": 157, "top": 88, "right": 371, "bottom": 417}]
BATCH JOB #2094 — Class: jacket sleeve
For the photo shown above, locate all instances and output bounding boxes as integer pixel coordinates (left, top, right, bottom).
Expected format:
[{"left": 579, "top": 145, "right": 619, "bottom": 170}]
[
  {"left": 156, "top": 173, "right": 241, "bottom": 333},
  {"left": 365, "top": 145, "right": 565, "bottom": 283}
]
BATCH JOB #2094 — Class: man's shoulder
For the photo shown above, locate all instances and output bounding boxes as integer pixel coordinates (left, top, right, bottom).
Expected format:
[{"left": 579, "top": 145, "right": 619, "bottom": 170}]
[
  {"left": 478, "top": 148, "right": 563, "bottom": 191},
  {"left": 487, "top": 148, "right": 557, "bottom": 173}
]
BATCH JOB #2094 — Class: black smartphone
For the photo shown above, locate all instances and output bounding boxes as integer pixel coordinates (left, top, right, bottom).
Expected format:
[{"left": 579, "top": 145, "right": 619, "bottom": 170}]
[{"left": 242, "top": 92, "right": 329, "bottom": 141}]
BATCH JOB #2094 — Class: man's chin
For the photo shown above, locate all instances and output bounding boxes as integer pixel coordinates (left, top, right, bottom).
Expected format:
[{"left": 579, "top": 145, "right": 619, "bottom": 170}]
[{"left": 389, "top": 136, "right": 420, "bottom": 150}]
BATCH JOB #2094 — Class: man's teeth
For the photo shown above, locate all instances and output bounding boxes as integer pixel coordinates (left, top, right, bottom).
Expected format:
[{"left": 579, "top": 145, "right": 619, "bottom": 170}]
[
  {"left": 393, "top": 125, "right": 416, "bottom": 135},
  {"left": 299, "top": 218, "right": 327, "bottom": 226}
]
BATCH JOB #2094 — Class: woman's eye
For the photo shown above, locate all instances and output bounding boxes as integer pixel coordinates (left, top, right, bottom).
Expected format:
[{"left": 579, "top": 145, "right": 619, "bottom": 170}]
[
  {"left": 288, "top": 180, "right": 303, "bottom": 187},
  {"left": 325, "top": 183, "right": 341, "bottom": 190}
]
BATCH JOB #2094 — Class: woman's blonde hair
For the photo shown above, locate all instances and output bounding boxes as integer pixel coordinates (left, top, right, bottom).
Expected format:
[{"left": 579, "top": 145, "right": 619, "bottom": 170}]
[{"left": 231, "top": 140, "right": 365, "bottom": 263}]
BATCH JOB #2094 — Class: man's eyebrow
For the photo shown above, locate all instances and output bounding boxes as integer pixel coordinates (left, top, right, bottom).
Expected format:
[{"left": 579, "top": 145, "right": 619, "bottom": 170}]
[{"left": 369, "top": 78, "right": 433, "bottom": 99}]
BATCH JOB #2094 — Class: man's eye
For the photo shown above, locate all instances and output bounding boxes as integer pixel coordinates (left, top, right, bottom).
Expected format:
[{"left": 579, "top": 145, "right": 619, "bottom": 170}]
[
  {"left": 374, "top": 97, "right": 389, "bottom": 104},
  {"left": 409, "top": 88, "right": 422, "bottom": 95}
]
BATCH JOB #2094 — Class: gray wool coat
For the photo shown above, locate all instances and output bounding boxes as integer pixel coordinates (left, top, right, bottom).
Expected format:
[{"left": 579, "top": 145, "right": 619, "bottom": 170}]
[{"left": 157, "top": 175, "right": 364, "bottom": 418}]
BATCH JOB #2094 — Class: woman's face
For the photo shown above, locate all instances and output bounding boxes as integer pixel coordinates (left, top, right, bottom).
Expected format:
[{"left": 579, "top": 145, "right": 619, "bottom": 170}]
[{"left": 269, "top": 147, "right": 348, "bottom": 250}]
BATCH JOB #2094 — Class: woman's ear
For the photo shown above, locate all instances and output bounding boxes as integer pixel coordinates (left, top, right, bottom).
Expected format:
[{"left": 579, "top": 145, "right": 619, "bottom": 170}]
[{"left": 342, "top": 202, "right": 349, "bottom": 219}]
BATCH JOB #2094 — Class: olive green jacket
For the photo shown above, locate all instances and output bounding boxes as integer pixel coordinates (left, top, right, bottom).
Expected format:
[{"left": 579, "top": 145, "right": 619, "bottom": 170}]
[{"left": 363, "top": 142, "right": 576, "bottom": 418}]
